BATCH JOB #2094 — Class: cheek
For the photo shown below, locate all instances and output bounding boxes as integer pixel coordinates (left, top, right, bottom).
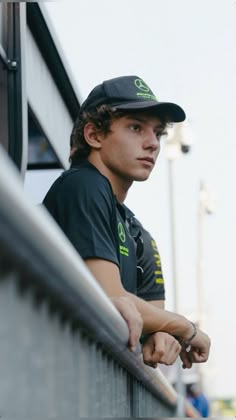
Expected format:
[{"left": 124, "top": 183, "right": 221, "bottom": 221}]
[
  {"left": 154, "top": 144, "right": 161, "bottom": 159},
  {"left": 110, "top": 140, "right": 134, "bottom": 158},
  {"left": 103, "top": 132, "right": 138, "bottom": 162}
]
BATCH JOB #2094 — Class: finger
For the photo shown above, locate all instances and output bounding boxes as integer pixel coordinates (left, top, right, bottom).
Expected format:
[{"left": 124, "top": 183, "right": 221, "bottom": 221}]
[
  {"left": 147, "top": 362, "right": 158, "bottom": 369},
  {"left": 159, "top": 338, "right": 181, "bottom": 365},
  {"left": 143, "top": 337, "right": 164, "bottom": 365},
  {"left": 111, "top": 297, "right": 143, "bottom": 352},
  {"left": 142, "top": 341, "right": 155, "bottom": 363},
  {"left": 153, "top": 349, "right": 165, "bottom": 362},
  {"left": 164, "top": 346, "right": 181, "bottom": 365},
  {"left": 127, "top": 315, "right": 143, "bottom": 351},
  {"left": 153, "top": 336, "right": 165, "bottom": 356},
  {"left": 142, "top": 344, "right": 158, "bottom": 368},
  {"left": 180, "top": 350, "right": 192, "bottom": 369},
  {"left": 189, "top": 348, "right": 209, "bottom": 363}
]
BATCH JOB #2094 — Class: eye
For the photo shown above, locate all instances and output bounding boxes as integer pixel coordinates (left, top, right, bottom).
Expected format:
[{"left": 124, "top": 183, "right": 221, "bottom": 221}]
[
  {"left": 155, "top": 130, "right": 167, "bottom": 140},
  {"left": 129, "top": 124, "right": 141, "bottom": 132}
]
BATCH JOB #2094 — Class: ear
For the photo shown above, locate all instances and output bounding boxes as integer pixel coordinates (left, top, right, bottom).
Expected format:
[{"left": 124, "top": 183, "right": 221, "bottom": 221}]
[{"left": 83, "top": 122, "right": 102, "bottom": 150}]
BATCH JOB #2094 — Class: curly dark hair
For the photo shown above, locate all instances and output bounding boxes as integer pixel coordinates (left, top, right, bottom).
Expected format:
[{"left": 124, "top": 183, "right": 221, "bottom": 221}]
[
  {"left": 70, "top": 105, "right": 126, "bottom": 163},
  {"left": 70, "top": 105, "right": 171, "bottom": 163}
]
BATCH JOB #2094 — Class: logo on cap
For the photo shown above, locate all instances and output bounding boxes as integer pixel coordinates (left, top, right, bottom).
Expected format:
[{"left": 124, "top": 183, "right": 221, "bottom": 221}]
[{"left": 134, "top": 79, "right": 150, "bottom": 93}]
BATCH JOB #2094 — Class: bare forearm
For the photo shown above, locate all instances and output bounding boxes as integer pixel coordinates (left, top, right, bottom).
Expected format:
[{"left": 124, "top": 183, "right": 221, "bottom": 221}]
[
  {"left": 149, "top": 299, "right": 165, "bottom": 310},
  {"left": 84, "top": 259, "right": 210, "bottom": 364},
  {"left": 126, "top": 292, "right": 193, "bottom": 339},
  {"left": 85, "top": 258, "right": 192, "bottom": 340}
]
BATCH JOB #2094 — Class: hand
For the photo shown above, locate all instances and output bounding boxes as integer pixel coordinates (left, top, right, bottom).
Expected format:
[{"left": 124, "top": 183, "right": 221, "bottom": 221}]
[
  {"left": 142, "top": 332, "right": 181, "bottom": 368},
  {"left": 111, "top": 296, "right": 143, "bottom": 352},
  {"left": 180, "top": 328, "right": 211, "bottom": 369}
]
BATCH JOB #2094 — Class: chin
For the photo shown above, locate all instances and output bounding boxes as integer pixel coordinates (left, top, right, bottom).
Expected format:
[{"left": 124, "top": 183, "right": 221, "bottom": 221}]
[
  {"left": 124, "top": 168, "right": 152, "bottom": 183},
  {"left": 134, "top": 172, "right": 151, "bottom": 182}
]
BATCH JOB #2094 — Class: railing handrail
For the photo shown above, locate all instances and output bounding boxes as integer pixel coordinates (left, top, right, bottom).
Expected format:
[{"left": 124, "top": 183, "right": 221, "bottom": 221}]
[{"left": 0, "top": 146, "right": 179, "bottom": 407}]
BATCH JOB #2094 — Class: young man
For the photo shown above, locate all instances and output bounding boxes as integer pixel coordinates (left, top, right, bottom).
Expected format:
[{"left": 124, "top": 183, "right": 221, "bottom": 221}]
[
  {"left": 69, "top": 139, "right": 180, "bottom": 367},
  {"left": 43, "top": 75, "right": 210, "bottom": 369},
  {"left": 69, "top": 124, "right": 180, "bottom": 367}
]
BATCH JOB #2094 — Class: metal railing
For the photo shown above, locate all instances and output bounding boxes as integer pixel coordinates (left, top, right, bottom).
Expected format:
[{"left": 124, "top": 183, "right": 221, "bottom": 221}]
[{"left": 0, "top": 146, "right": 199, "bottom": 418}]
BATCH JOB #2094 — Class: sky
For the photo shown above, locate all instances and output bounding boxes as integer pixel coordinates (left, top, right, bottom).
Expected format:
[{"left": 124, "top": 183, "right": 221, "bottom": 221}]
[{"left": 25, "top": 0, "right": 236, "bottom": 399}]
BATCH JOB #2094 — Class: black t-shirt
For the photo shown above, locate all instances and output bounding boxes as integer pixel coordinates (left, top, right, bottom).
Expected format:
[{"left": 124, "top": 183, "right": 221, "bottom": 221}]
[
  {"left": 43, "top": 160, "right": 137, "bottom": 293},
  {"left": 123, "top": 205, "right": 165, "bottom": 301}
]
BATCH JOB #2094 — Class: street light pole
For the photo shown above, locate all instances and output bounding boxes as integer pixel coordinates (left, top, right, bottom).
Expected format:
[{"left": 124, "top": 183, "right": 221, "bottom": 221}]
[
  {"left": 195, "top": 181, "right": 215, "bottom": 392},
  {"left": 197, "top": 182, "right": 205, "bottom": 331},
  {"left": 167, "top": 158, "right": 179, "bottom": 313},
  {"left": 196, "top": 180, "right": 215, "bottom": 331},
  {"left": 165, "top": 122, "right": 192, "bottom": 416},
  {"left": 167, "top": 157, "right": 185, "bottom": 417}
]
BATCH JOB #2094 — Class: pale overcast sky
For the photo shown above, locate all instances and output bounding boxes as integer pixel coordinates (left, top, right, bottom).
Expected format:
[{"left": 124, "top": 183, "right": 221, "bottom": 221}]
[{"left": 33, "top": 0, "right": 236, "bottom": 399}]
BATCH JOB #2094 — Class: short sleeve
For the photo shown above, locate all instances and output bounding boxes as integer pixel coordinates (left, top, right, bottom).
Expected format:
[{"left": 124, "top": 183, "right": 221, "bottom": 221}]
[{"left": 43, "top": 167, "right": 119, "bottom": 266}]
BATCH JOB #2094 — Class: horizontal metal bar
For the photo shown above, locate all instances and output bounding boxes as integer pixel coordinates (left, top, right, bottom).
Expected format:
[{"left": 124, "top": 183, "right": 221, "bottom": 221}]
[{"left": 0, "top": 145, "right": 178, "bottom": 407}]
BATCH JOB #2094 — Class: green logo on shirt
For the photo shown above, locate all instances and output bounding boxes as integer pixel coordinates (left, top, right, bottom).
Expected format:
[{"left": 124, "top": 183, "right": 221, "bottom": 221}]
[
  {"left": 119, "top": 245, "right": 129, "bottom": 256},
  {"left": 118, "top": 222, "right": 126, "bottom": 242}
]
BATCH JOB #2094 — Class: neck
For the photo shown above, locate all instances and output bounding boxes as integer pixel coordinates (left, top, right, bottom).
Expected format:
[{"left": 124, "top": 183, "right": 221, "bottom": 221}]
[{"left": 88, "top": 155, "right": 132, "bottom": 203}]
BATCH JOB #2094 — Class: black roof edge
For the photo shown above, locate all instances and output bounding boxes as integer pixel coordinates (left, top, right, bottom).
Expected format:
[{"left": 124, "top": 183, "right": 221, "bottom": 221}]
[{"left": 26, "top": 3, "right": 80, "bottom": 121}]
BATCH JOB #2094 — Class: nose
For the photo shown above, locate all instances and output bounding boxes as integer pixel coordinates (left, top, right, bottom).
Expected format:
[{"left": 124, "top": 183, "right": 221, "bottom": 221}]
[{"left": 143, "top": 129, "right": 160, "bottom": 151}]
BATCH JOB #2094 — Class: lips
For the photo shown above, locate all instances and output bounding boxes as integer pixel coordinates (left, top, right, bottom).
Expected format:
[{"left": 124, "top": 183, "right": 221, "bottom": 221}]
[{"left": 138, "top": 157, "right": 155, "bottom": 165}]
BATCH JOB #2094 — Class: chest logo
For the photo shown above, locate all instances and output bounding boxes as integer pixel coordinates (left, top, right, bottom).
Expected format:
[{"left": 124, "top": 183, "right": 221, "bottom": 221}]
[{"left": 118, "top": 222, "right": 126, "bottom": 242}]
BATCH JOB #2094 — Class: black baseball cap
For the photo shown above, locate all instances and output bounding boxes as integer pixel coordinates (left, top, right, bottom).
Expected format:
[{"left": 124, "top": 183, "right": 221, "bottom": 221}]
[{"left": 80, "top": 75, "right": 186, "bottom": 122}]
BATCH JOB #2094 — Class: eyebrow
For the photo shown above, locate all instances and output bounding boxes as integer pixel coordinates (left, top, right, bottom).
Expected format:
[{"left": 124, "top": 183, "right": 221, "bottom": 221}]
[{"left": 126, "top": 115, "right": 165, "bottom": 129}]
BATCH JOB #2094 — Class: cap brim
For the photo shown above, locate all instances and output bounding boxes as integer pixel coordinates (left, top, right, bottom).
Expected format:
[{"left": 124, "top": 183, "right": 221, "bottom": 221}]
[{"left": 114, "top": 100, "right": 186, "bottom": 123}]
